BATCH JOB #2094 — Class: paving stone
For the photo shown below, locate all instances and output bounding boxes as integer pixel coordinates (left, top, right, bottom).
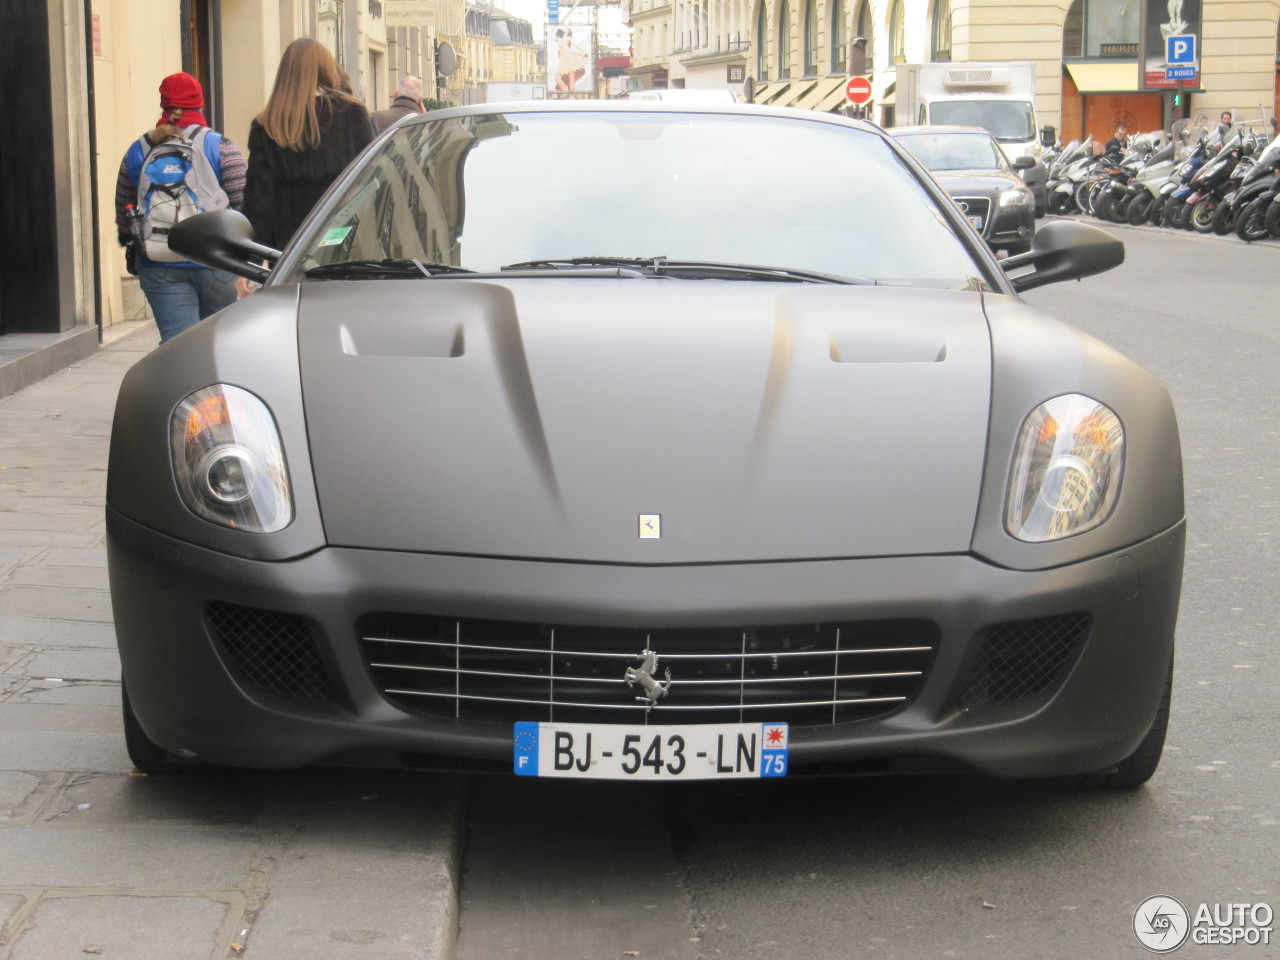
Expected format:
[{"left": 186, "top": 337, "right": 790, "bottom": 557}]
[
  {"left": 19, "top": 681, "right": 121, "bottom": 707},
  {"left": 0, "top": 703, "right": 129, "bottom": 774},
  {"left": 9, "top": 894, "right": 233, "bottom": 960},
  {"left": 21, "top": 648, "right": 121, "bottom": 683},
  {"left": 0, "top": 585, "right": 113, "bottom": 623},
  {"left": 39, "top": 773, "right": 267, "bottom": 828},
  {"left": 0, "top": 893, "right": 26, "bottom": 932},
  {"left": 44, "top": 547, "right": 108, "bottom": 567},
  {"left": 0, "top": 771, "right": 44, "bottom": 817},
  {"left": 0, "top": 616, "right": 119, "bottom": 648},
  {"left": 8, "top": 565, "right": 110, "bottom": 589},
  {"left": 0, "top": 828, "right": 257, "bottom": 888}
]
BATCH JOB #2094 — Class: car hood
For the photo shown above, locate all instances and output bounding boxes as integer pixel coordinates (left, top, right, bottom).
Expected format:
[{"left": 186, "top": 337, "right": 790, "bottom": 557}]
[
  {"left": 930, "top": 171, "right": 1022, "bottom": 196},
  {"left": 298, "top": 279, "right": 993, "bottom": 563}
]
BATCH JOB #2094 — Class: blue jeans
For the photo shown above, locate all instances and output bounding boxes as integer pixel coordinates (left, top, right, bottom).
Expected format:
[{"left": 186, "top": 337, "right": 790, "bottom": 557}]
[{"left": 138, "top": 265, "right": 238, "bottom": 343}]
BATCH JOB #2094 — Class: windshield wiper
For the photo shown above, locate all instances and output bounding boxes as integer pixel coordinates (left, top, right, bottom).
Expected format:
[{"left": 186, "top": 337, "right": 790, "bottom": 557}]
[
  {"left": 305, "top": 258, "right": 476, "bottom": 279},
  {"left": 501, "top": 257, "right": 868, "bottom": 285}
]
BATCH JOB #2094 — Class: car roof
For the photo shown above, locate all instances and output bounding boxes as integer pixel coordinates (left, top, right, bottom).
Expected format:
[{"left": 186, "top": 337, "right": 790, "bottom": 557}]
[
  {"left": 889, "top": 125, "right": 995, "bottom": 138},
  {"left": 407, "top": 98, "right": 883, "bottom": 134}
]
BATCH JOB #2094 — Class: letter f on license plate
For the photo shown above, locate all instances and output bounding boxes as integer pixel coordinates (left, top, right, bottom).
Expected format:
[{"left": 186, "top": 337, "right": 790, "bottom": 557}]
[{"left": 514, "top": 721, "right": 789, "bottom": 780}]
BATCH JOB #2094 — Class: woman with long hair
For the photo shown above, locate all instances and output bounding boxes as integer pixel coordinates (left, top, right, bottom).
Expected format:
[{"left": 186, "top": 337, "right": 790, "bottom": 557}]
[{"left": 240, "top": 38, "right": 373, "bottom": 291}]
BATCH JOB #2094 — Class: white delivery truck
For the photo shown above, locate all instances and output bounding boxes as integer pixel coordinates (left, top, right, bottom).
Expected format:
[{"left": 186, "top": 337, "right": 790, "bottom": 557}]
[{"left": 895, "top": 61, "right": 1047, "bottom": 214}]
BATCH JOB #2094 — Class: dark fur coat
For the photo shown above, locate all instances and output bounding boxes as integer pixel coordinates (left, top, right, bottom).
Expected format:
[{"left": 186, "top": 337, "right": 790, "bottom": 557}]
[{"left": 242, "top": 93, "right": 374, "bottom": 250}]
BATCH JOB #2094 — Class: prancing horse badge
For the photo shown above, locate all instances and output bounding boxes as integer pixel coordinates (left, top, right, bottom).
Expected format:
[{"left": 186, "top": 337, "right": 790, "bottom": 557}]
[{"left": 638, "top": 514, "right": 661, "bottom": 539}]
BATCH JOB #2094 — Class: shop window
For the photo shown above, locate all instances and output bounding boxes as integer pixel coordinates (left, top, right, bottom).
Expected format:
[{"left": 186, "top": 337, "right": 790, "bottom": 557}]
[
  {"left": 889, "top": 0, "right": 904, "bottom": 65},
  {"left": 756, "top": 2, "right": 769, "bottom": 80},
  {"left": 778, "top": 0, "right": 792, "bottom": 79},
  {"left": 804, "top": 0, "right": 820, "bottom": 76},
  {"left": 831, "top": 0, "right": 847, "bottom": 73},
  {"left": 855, "top": 0, "right": 874, "bottom": 72},
  {"left": 1063, "top": 0, "right": 1083, "bottom": 59},
  {"left": 930, "top": 0, "right": 951, "bottom": 62}
]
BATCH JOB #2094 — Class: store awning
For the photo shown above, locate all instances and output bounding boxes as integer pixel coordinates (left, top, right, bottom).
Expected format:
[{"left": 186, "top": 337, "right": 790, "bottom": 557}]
[
  {"left": 814, "top": 80, "right": 854, "bottom": 113},
  {"left": 792, "top": 76, "right": 847, "bottom": 111},
  {"left": 750, "top": 80, "right": 793, "bottom": 106},
  {"left": 1065, "top": 61, "right": 1140, "bottom": 93}
]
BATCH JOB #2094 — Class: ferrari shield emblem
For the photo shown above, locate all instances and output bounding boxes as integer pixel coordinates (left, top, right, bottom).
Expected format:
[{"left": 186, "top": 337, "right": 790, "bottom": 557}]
[{"left": 638, "top": 514, "right": 661, "bottom": 539}]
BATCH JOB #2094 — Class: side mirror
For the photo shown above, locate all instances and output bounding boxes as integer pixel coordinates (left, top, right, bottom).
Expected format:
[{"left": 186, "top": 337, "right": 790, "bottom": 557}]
[
  {"left": 1001, "top": 220, "right": 1124, "bottom": 292},
  {"left": 168, "top": 210, "right": 281, "bottom": 283},
  {"left": 1012, "top": 156, "right": 1036, "bottom": 170}
]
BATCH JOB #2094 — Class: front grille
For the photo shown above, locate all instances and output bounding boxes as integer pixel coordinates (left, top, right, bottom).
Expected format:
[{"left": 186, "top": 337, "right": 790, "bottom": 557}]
[
  {"left": 960, "top": 612, "right": 1091, "bottom": 710},
  {"left": 206, "top": 602, "right": 333, "bottom": 702},
  {"left": 360, "top": 615, "right": 937, "bottom": 726},
  {"left": 953, "top": 196, "right": 992, "bottom": 234}
]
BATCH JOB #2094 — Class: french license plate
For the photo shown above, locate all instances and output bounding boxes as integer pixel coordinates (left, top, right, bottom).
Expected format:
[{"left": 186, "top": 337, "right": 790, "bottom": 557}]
[
  {"left": 968, "top": 215, "right": 984, "bottom": 230},
  {"left": 513, "top": 721, "right": 789, "bottom": 780}
]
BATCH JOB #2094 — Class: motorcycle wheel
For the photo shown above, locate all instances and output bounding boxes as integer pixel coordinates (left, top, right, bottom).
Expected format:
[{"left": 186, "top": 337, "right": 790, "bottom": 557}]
[
  {"left": 1178, "top": 199, "right": 1198, "bottom": 230},
  {"left": 1126, "top": 192, "right": 1154, "bottom": 226},
  {"left": 1210, "top": 200, "right": 1236, "bottom": 235},
  {"left": 1093, "top": 190, "right": 1114, "bottom": 221},
  {"left": 1162, "top": 198, "right": 1184, "bottom": 228},
  {"left": 1235, "top": 198, "right": 1270, "bottom": 242},
  {"left": 1148, "top": 195, "right": 1167, "bottom": 225},
  {"left": 1074, "top": 181, "right": 1094, "bottom": 216},
  {"left": 1265, "top": 198, "right": 1280, "bottom": 238},
  {"left": 1048, "top": 192, "right": 1072, "bottom": 215},
  {"left": 1189, "top": 197, "right": 1216, "bottom": 232}
]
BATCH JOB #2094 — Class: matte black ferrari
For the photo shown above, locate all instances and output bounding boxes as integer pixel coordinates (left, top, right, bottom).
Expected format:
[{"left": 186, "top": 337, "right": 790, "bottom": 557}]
[{"left": 107, "top": 101, "right": 1182, "bottom": 787}]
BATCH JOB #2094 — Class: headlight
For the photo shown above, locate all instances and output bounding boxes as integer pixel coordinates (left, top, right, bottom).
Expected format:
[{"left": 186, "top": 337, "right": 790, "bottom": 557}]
[
  {"left": 169, "top": 384, "right": 293, "bottom": 533},
  {"left": 1005, "top": 395, "right": 1124, "bottom": 542},
  {"left": 999, "top": 188, "right": 1032, "bottom": 207}
]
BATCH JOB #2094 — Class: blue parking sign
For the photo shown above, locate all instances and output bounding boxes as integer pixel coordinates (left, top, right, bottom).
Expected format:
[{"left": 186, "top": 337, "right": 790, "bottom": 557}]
[{"left": 1166, "top": 35, "right": 1195, "bottom": 65}]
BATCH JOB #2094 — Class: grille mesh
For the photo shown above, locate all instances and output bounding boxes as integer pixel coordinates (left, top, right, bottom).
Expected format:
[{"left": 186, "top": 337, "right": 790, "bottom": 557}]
[
  {"left": 961, "top": 612, "right": 1091, "bottom": 710},
  {"left": 206, "top": 602, "right": 333, "bottom": 702},
  {"left": 360, "top": 615, "right": 936, "bottom": 726}
]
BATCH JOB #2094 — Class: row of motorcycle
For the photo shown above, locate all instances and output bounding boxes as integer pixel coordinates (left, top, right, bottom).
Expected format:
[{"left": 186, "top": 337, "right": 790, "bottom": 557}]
[{"left": 1043, "top": 116, "right": 1280, "bottom": 243}]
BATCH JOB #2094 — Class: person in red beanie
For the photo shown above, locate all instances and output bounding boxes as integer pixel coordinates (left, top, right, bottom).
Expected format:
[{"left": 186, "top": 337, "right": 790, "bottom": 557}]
[{"left": 113, "top": 73, "right": 247, "bottom": 343}]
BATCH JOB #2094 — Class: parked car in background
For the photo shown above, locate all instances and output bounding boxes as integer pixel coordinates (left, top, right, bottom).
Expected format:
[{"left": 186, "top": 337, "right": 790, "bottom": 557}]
[
  {"left": 108, "top": 101, "right": 1181, "bottom": 790},
  {"left": 891, "top": 125, "right": 1037, "bottom": 255}
]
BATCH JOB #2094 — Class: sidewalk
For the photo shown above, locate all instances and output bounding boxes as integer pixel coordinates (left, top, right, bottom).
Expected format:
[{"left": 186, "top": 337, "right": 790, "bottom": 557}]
[{"left": 0, "top": 323, "right": 464, "bottom": 960}]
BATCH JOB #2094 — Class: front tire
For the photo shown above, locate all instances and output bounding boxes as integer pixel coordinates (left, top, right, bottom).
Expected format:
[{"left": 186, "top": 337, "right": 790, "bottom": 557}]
[
  {"left": 1126, "top": 192, "right": 1154, "bottom": 226},
  {"left": 1189, "top": 197, "right": 1216, "bottom": 232},
  {"left": 1235, "top": 197, "right": 1271, "bottom": 242},
  {"left": 1210, "top": 198, "right": 1236, "bottom": 235},
  {"left": 1264, "top": 197, "right": 1280, "bottom": 238},
  {"left": 122, "top": 682, "right": 201, "bottom": 775},
  {"left": 1056, "top": 658, "right": 1172, "bottom": 789}
]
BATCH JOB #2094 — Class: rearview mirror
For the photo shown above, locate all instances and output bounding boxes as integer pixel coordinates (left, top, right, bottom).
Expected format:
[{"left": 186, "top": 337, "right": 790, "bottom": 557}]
[
  {"left": 167, "top": 210, "right": 281, "bottom": 283},
  {"left": 1012, "top": 156, "right": 1036, "bottom": 170},
  {"left": 1001, "top": 220, "right": 1124, "bottom": 292}
]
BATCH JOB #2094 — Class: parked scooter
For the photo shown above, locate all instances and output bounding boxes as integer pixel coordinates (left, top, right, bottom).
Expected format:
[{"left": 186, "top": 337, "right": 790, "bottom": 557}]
[
  {"left": 1045, "top": 137, "right": 1091, "bottom": 214},
  {"left": 1231, "top": 133, "right": 1280, "bottom": 242},
  {"left": 1182, "top": 131, "right": 1246, "bottom": 232},
  {"left": 1160, "top": 133, "right": 1211, "bottom": 228}
]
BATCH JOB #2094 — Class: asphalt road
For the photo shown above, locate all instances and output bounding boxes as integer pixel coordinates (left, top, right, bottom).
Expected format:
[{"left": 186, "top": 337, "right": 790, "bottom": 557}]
[{"left": 453, "top": 222, "right": 1280, "bottom": 960}]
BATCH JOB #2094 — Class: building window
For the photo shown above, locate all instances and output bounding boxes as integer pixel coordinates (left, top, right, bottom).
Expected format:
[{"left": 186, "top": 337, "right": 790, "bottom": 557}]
[
  {"left": 930, "top": 0, "right": 951, "bottom": 62},
  {"left": 888, "top": 0, "right": 904, "bottom": 65},
  {"left": 756, "top": 2, "right": 768, "bottom": 79},
  {"left": 803, "top": 0, "right": 819, "bottom": 76},
  {"left": 1063, "top": 0, "right": 1083, "bottom": 59},
  {"left": 831, "top": 0, "right": 847, "bottom": 73},
  {"left": 778, "top": 0, "right": 791, "bottom": 79},
  {"left": 854, "top": 0, "right": 874, "bottom": 72}
]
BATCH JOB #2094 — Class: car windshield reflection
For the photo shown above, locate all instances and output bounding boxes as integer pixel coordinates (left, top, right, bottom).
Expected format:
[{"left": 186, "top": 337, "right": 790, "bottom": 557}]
[{"left": 291, "top": 110, "right": 987, "bottom": 290}]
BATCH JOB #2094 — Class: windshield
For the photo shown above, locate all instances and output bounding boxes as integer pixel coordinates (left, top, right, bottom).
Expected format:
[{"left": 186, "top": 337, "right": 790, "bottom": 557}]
[
  {"left": 289, "top": 111, "right": 985, "bottom": 288},
  {"left": 928, "top": 100, "right": 1036, "bottom": 143},
  {"left": 894, "top": 132, "right": 1010, "bottom": 172}
]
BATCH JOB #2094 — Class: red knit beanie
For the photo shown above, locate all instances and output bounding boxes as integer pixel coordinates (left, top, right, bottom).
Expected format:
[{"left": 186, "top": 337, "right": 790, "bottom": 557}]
[{"left": 157, "top": 73, "right": 208, "bottom": 127}]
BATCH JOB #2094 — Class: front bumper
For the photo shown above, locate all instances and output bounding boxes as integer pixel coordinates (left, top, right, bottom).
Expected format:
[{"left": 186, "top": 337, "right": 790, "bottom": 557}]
[{"left": 107, "top": 508, "right": 1183, "bottom": 779}]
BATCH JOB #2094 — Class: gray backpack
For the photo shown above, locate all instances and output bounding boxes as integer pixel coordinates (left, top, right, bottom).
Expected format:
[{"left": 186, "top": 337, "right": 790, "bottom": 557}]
[{"left": 135, "top": 126, "right": 230, "bottom": 262}]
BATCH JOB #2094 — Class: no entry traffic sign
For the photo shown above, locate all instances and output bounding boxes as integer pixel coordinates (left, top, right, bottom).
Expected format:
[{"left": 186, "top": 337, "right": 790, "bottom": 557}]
[{"left": 845, "top": 76, "right": 872, "bottom": 105}]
